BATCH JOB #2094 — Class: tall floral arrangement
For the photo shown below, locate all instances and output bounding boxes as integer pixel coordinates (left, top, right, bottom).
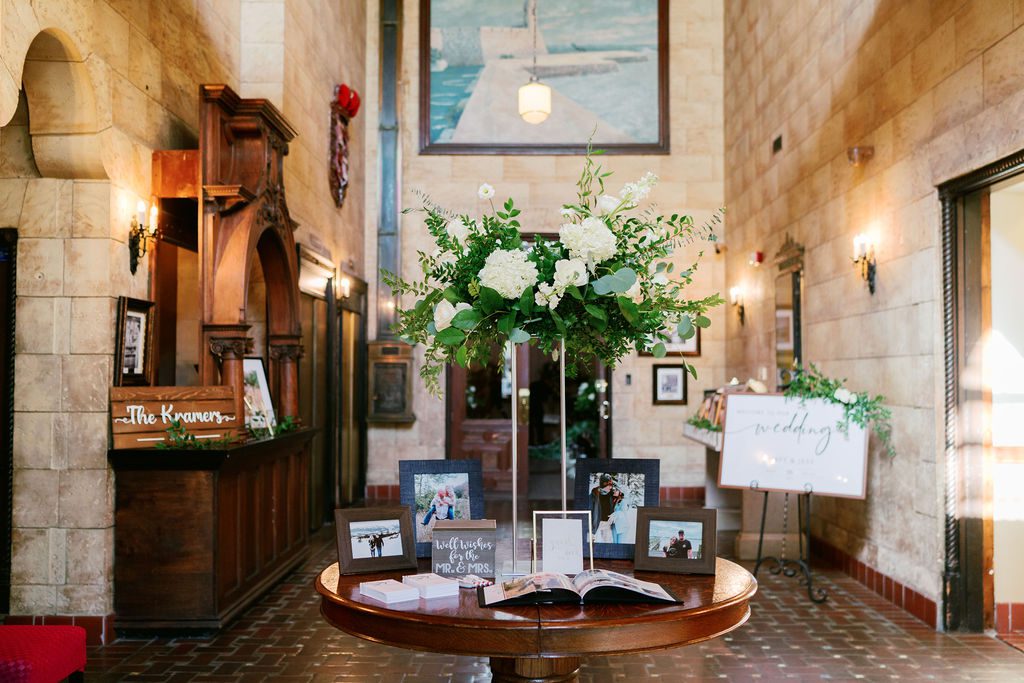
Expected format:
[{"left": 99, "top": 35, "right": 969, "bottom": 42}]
[{"left": 383, "top": 150, "right": 723, "bottom": 396}]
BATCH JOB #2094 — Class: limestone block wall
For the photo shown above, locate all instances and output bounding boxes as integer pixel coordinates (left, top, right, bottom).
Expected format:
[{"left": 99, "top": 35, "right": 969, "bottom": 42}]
[
  {"left": 364, "top": 0, "right": 726, "bottom": 488},
  {"left": 0, "top": 0, "right": 367, "bottom": 620},
  {"left": 723, "top": 0, "right": 1024, "bottom": 606}
]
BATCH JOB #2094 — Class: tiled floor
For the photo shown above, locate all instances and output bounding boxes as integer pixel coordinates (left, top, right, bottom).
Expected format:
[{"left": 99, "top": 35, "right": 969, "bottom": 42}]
[{"left": 85, "top": 528, "right": 1024, "bottom": 682}]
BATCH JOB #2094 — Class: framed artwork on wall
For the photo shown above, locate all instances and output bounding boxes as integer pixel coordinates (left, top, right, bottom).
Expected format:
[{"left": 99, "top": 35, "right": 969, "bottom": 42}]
[
  {"left": 639, "top": 326, "right": 700, "bottom": 357},
  {"left": 114, "top": 297, "right": 155, "bottom": 387},
  {"left": 573, "top": 459, "right": 660, "bottom": 559},
  {"left": 419, "top": 0, "right": 669, "bottom": 155},
  {"left": 400, "top": 459, "right": 485, "bottom": 557},
  {"left": 652, "top": 364, "right": 687, "bottom": 405}
]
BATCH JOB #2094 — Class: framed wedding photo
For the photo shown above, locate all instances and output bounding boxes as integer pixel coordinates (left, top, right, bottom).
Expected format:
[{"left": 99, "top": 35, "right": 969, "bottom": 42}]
[
  {"left": 635, "top": 507, "right": 717, "bottom": 575},
  {"left": 400, "top": 459, "right": 485, "bottom": 557},
  {"left": 334, "top": 507, "right": 416, "bottom": 575},
  {"left": 243, "top": 357, "right": 276, "bottom": 432},
  {"left": 573, "top": 459, "right": 660, "bottom": 559},
  {"left": 418, "top": 0, "right": 669, "bottom": 155},
  {"left": 653, "top": 364, "right": 687, "bottom": 405},
  {"left": 114, "top": 297, "right": 155, "bottom": 386},
  {"left": 640, "top": 326, "right": 700, "bottom": 357}
]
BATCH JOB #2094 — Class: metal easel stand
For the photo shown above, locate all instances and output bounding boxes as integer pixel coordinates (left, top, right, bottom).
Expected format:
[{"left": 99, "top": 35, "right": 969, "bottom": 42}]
[{"left": 752, "top": 489, "right": 828, "bottom": 603}]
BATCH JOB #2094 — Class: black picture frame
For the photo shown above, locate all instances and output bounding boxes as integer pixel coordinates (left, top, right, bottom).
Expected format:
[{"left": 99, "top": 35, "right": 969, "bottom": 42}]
[
  {"left": 634, "top": 507, "right": 717, "bottom": 575},
  {"left": 639, "top": 326, "right": 700, "bottom": 357},
  {"left": 400, "top": 459, "right": 485, "bottom": 557},
  {"left": 573, "top": 459, "right": 660, "bottom": 559},
  {"left": 652, "top": 364, "right": 687, "bottom": 405},
  {"left": 114, "top": 297, "right": 155, "bottom": 387},
  {"left": 418, "top": 0, "right": 670, "bottom": 156},
  {"left": 334, "top": 507, "right": 417, "bottom": 575}
]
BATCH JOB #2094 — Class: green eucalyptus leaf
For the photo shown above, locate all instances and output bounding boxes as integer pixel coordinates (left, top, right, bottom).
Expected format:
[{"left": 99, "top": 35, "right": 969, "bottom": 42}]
[
  {"left": 694, "top": 315, "right": 711, "bottom": 328},
  {"left": 687, "top": 364, "right": 698, "bottom": 380},
  {"left": 680, "top": 326, "right": 696, "bottom": 341},
  {"left": 677, "top": 317, "right": 693, "bottom": 337},
  {"left": 436, "top": 327, "right": 465, "bottom": 346},
  {"left": 592, "top": 267, "right": 637, "bottom": 295},
  {"left": 426, "top": 321, "right": 437, "bottom": 335},
  {"left": 498, "top": 312, "right": 517, "bottom": 336},
  {"left": 652, "top": 342, "right": 667, "bottom": 358},
  {"left": 509, "top": 327, "right": 531, "bottom": 344},
  {"left": 479, "top": 286, "right": 504, "bottom": 312},
  {"left": 451, "top": 308, "right": 481, "bottom": 330}
]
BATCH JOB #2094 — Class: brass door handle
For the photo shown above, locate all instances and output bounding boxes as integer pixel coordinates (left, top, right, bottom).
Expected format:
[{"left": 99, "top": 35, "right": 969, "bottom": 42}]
[
  {"left": 517, "top": 388, "right": 530, "bottom": 424},
  {"left": 600, "top": 400, "right": 610, "bottom": 420}
]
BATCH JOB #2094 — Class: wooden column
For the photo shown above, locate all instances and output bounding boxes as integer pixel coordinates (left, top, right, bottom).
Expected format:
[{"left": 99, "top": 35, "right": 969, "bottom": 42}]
[
  {"left": 269, "top": 335, "right": 303, "bottom": 419},
  {"left": 207, "top": 326, "right": 252, "bottom": 437}
]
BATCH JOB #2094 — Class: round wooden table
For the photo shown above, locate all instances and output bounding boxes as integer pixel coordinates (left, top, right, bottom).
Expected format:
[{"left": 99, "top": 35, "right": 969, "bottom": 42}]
[{"left": 316, "top": 559, "right": 757, "bottom": 682}]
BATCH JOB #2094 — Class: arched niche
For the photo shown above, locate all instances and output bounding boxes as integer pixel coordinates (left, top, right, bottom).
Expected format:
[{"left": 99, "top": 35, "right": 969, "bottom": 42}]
[
  {"left": 20, "top": 29, "right": 106, "bottom": 179},
  {"left": 189, "top": 85, "right": 302, "bottom": 426}
]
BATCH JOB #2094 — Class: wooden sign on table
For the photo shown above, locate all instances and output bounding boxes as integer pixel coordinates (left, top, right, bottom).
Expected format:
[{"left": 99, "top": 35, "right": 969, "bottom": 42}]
[
  {"left": 110, "top": 386, "right": 241, "bottom": 449},
  {"left": 719, "top": 393, "right": 868, "bottom": 499}
]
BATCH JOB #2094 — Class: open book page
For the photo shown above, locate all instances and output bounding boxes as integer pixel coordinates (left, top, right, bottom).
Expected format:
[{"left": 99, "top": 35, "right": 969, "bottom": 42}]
[
  {"left": 481, "top": 571, "right": 577, "bottom": 604},
  {"left": 572, "top": 569, "right": 675, "bottom": 602}
]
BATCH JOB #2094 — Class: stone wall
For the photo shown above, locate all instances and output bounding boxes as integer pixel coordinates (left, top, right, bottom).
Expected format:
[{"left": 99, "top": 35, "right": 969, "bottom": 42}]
[
  {"left": 723, "top": 0, "right": 1024, "bottom": 607},
  {"left": 1, "top": 0, "right": 367, "bottom": 620},
  {"left": 364, "top": 0, "right": 726, "bottom": 489}
]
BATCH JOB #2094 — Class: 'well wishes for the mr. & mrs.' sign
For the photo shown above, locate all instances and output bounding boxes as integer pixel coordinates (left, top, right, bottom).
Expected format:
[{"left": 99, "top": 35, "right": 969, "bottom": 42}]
[
  {"left": 110, "top": 386, "right": 240, "bottom": 449},
  {"left": 719, "top": 394, "right": 868, "bottom": 499}
]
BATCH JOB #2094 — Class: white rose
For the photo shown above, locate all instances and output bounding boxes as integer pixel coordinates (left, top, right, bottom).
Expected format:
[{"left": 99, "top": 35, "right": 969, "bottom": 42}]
[
  {"left": 834, "top": 388, "right": 854, "bottom": 404},
  {"left": 553, "top": 258, "right": 589, "bottom": 289},
  {"left": 447, "top": 217, "right": 469, "bottom": 243},
  {"left": 597, "top": 194, "right": 621, "bottom": 215},
  {"left": 478, "top": 248, "right": 539, "bottom": 299},
  {"left": 477, "top": 183, "right": 495, "bottom": 200},
  {"left": 559, "top": 217, "right": 618, "bottom": 271},
  {"left": 434, "top": 300, "right": 471, "bottom": 331}
]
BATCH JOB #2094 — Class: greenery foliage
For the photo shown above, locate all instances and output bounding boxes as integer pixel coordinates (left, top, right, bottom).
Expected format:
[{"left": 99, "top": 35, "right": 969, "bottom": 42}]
[
  {"left": 685, "top": 414, "right": 722, "bottom": 432},
  {"left": 783, "top": 363, "right": 895, "bottom": 457},
  {"left": 154, "top": 419, "right": 236, "bottom": 450}
]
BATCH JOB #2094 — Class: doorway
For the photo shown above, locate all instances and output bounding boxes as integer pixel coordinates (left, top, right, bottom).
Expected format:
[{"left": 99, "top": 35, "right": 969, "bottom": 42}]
[
  {"left": 0, "top": 229, "right": 15, "bottom": 614},
  {"left": 447, "top": 344, "right": 611, "bottom": 505},
  {"left": 940, "top": 151, "right": 1024, "bottom": 633}
]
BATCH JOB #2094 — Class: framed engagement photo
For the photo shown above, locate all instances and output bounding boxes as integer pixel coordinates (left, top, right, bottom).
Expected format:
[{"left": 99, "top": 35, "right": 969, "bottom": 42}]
[
  {"left": 419, "top": 0, "right": 669, "bottom": 155},
  {"left": 573, "top": 459, "right": 660, "bottom": 559},
  {"left": 334, "top": 507, "right": 417, "bottom": 575},
  {"left": 114, "top": 297, "right": 154, "bottom": 386},
  {"left": 653, "top": 364, "right": 687, "bottom": 405},
  {"left": 243, "top": 357, "right": 276, "bottom": 432},
  {"left": 400, "top": 459, "right": 485, "bottom": 557},
  {"left": 635, "top": 507, "right": 717, "bottom": 574}
]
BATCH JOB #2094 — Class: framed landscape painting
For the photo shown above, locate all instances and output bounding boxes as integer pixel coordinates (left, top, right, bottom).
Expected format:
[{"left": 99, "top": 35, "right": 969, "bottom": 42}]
[{"left": 419, "top": 0, "right": 669, "bottom": 154}]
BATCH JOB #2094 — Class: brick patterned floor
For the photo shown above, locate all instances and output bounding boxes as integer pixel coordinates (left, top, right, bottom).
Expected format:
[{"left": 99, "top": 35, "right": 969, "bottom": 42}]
[{"left": 85, "top": 530, "right": 1024, "bottom": 682}]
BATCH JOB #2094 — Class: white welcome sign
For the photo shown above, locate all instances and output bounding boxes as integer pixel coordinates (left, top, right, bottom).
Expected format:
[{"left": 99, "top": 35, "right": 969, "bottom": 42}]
[{"left": 719, "top": 393, "right": 868, "bottom": 499}]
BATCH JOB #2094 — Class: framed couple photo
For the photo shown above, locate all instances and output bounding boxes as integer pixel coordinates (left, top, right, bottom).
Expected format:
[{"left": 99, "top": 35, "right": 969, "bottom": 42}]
[
  {"left": 334, "top": 507, "right": 417, "bottom": 575},
  {"left": 634, "top": 507, "right": 717, "bottom": 575},
  {"left": 573, "top": 459, "right": 660, "bottom": 560},
  {"left": 400, "top": 459, "right": 485, "bottom": 557}
]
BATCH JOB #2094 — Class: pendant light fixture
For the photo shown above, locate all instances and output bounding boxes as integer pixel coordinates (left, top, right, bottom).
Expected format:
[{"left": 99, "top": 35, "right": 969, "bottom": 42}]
[{"left": 518, "top": 0, "right": 551, "bottom": 124}]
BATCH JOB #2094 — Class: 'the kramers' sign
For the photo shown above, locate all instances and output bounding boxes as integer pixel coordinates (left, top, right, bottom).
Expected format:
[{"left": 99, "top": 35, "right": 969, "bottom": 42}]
[{"left": 110, "top": 386, "right": 241, "bottom": 449}]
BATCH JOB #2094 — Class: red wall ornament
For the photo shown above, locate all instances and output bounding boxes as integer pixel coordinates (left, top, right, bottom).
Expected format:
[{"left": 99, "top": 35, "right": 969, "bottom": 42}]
[{"left": 330, "top": 84, "right": 361, "bottom": 209}]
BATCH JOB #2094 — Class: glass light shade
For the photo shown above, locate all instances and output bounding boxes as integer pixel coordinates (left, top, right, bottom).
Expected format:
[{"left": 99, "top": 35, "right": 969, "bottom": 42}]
[{"left": 518, "top": 80, "right": 551, "bottom": 125}]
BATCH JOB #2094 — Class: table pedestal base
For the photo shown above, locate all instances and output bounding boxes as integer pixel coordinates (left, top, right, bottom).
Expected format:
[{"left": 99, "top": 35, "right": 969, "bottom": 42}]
[{"left": 490, "top": 656, "right": 581, "bottom": 682}]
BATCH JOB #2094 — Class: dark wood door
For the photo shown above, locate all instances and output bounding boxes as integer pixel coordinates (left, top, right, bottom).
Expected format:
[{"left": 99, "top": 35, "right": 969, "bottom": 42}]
[
  {"left": 0, "top": 229, "right": 14, "bottom": 613},
  {"left": 448, "top": 345, "right": 529, "bottom": 492}
]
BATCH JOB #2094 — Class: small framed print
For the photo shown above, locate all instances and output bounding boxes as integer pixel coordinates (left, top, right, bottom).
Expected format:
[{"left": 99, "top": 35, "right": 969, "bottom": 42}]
[
  {"left": 114, "top": 297, "right": 155, "bottom": 386},
  {"left": 334, "top": 506, "right": 417, "bottom": 575},
  {"left": 400, "top": 459, "right": 485, "bottom": 557},
  {"left": 243, "top": 357, "right": 276, "bottom": 432},
  {"left": 653, "top": 364, "right": 687, "bottom": 405},
  {"left": 635, "top": 507, "right": 717, "bottom": 575},
  {"left": 640, "top": 326, "right": 700, "bottom": 357}
]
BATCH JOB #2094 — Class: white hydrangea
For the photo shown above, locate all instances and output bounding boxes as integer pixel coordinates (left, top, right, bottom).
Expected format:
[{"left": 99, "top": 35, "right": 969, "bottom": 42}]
[
  {"left": 478, "top": 248, "right": 538, "bottom": 299},
  {"left": 559, "top": 217, "right": 618, "bottom": 271},
  {"left": 534, "top": 282, "right": 562, "bottom": 309},
  {"left": 446, "top": 217, "right": 469, "bottom": 243},
  {"left": 553, "top": 258, "right": 588, "bottom": 289},
  {"left": 834, "top": 388, "right": 854, "bottom": 404}
]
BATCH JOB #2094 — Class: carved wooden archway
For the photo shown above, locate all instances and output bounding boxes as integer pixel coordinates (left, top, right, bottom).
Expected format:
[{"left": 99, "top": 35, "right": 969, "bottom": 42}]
[{"left": 193, "top": 85, "right": 302, "bottom": 424}]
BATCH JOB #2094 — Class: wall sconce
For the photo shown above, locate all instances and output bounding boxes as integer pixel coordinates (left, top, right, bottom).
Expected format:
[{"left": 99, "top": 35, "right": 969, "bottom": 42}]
[
  {"left": 339, "top": 275, "right": 352, "bottom": 299},
  {"left": 852, "top": 233, "right": 877, "bottom": 294},
  {"left": 128, "top": 200, "right": 158, "bottom": 275},
  {"left": 729, "top": 286, "right": 745, "bottom": 325}
]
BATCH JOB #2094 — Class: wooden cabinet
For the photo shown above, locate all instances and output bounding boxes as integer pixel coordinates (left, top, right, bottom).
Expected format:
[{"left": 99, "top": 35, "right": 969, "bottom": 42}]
[{"left": 109, "top": 429, "right": 316, "bottom": 632}]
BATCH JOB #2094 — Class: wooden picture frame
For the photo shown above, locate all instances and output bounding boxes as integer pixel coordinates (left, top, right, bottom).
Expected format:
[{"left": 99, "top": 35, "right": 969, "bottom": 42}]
[
  {"left": 334, "top": 507, "right": 417, "bottom": 575},
  {"left": 418, "top": 0, "right": 670, "bottom": 155},
  {"left": 400, "top": 459, "right": 485, "bottom": 557},
  {"left": 634, "top": 507, "right": 717, "bottom": 575},
  {"left": 639, "top": 326, "right": 700, "bottom": 357},
  {"left": 573, "top": 459, "right": 660, "bottom": 559},
  {"left": 114, "top": 297, "right": 155, "bottom": 387},
  {"left": 652, "top": 364, "right": 687, "bottom": 405},
  {"left": 242, "top": 357, "right": 276, "bottom": 432}
]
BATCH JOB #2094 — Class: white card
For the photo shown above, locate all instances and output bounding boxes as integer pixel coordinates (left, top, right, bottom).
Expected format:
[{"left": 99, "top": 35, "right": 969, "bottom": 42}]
[{"left": 541, "top": 517, "right": 584, "bottom": 575}]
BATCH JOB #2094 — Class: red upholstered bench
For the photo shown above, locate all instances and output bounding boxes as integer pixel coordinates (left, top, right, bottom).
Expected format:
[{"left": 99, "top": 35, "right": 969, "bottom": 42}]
[{"left": 0, "top": 626, "right": 86, "bottom": 682}]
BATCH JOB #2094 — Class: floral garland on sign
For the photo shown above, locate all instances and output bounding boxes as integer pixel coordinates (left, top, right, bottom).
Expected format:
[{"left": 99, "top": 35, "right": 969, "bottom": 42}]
[
  {"left": 383, "top": 149, "right": 723, "bottom": 396},
  {"left": 783, "top": 363, "right": 895, "bottom": 457}
]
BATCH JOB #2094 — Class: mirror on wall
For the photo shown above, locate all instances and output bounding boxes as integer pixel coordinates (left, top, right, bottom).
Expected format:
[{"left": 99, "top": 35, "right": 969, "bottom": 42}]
[{"left": 773, "top": 236, "right": 804, "bottom": 390}]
